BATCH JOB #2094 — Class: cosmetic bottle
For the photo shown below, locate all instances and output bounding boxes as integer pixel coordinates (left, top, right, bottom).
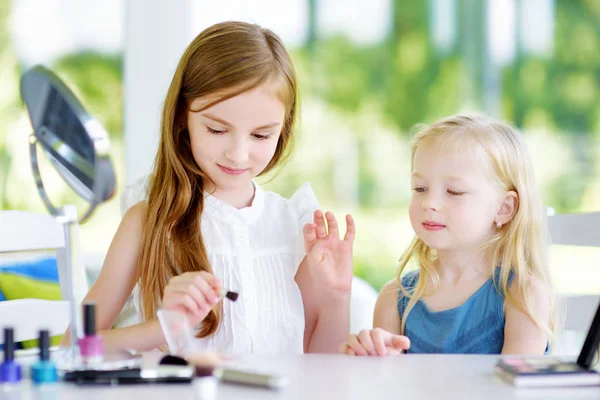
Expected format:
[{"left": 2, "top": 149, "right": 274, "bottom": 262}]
[
  {"left": 0, "top": 327, "right": 21, "bottom": 386},
  {"left": 77, "top": 303, "right": 103, "bottom": 366},
  {"left": 31, "top": 330, "right": 57, "bottom": 385}
]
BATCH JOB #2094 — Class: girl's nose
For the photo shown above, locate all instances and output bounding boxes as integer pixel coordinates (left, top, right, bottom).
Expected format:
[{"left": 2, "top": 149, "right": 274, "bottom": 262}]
[
  {"left": 421, "top": 193, "right": 441, "bottom": 212},
  {"left": 224, "top": 137, "right": 249, "bottom": 165}
]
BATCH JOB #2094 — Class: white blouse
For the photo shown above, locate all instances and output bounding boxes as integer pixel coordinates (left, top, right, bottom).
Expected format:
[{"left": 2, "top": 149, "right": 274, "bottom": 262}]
[{"left": 122, "top": 180, "right": 319, "bottom": 355}]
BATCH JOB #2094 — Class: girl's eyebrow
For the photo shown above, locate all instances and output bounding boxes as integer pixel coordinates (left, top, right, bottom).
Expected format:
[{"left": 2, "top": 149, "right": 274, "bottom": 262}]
[
  {"left": 252, "top": 122, "right": 281, "bottom": 130},
  {"left": 201, "top": 113, "right": 281, "bottom": 130},
  {"left": 412, "top": 172, "right": 466, "bottom": 182},
  {"left": 445, "top": 175, "right": 466, "bottom": 182},
  {"left": 202, "top": 113, "right": 232, "bottom": 127}
]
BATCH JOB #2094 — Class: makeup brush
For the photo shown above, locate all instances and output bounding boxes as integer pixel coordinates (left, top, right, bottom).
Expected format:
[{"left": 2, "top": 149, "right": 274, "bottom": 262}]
[{"left": 220, "top": 288, "right": 239, "bottom": 301}]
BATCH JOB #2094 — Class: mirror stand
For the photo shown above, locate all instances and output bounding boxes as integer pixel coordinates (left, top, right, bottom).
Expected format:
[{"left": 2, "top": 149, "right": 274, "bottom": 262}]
[
  {"left": 55, "top": 206, "right": 86, "bottom": 368},
  {"left": 29, "top": 134, "right": 88, "bottom": 368}
]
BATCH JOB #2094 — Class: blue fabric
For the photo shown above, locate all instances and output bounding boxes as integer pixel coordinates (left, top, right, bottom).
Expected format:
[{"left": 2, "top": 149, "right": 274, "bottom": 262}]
[
  {"left": 0, "top": 257, "right": 58, "bottom": 301},
  {"left": 0, "top": 257, "right": 60, "bottom": 350},
  {"left": 398, "top": 268, "right": 514, "bottom": 354},
  {"left": 0, "top": 258, "right": 59, "bottom": 282}
]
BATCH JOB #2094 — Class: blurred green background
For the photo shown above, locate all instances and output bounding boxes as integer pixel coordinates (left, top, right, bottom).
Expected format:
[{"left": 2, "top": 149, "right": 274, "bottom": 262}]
[{"left": 1, "top": 0, "right": 599, "bottom": 294}]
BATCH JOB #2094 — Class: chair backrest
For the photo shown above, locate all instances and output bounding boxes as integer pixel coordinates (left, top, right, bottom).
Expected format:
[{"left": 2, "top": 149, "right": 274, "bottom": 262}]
[
  {"left": 0, "top": 210, "right": 68, "bottom": 299},
  {"left": 548, "top": 212, "right": 600, "bottom": 248},
  {"left": 0, "top": 210, "right": 85, "bottom": 342},
  {"left": 0, "top": 211, "right": 65, "bottom": 253},
  {"left": 0, "top": 299, "right": 70, "bottom": 343},
  {"left": 548, "top": 212, "right": 600, "bottom": 355}
]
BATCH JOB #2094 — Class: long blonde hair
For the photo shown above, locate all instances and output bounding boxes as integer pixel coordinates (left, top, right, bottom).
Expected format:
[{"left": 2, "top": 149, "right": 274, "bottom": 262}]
[
  {"left": 138, "top": 22, "right": 298, "bottom": 337},
  {"left": 397, "top": 114, "right": 556, "bottom": 340}
]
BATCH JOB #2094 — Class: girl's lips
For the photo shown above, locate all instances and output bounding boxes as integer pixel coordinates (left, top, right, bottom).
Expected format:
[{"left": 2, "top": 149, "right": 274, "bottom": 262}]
[
  {"left": 217, "top": 164, "right": 248, "bottom": 175},
  {"left": 423, "top": 221, "right": 446, "bottom": 231}
]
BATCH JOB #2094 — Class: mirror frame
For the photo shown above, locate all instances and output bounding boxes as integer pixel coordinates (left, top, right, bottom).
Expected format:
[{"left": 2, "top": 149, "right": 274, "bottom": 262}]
[{"left": 20, "top": 65, "right": 116, "bottom": 222}]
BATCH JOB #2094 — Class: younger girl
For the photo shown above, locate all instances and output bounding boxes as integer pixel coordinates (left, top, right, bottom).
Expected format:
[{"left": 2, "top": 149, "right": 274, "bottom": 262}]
[
  {"left": 63, "top": 21, "right": 355, "bottom": 355},
  {"left": 340, "top": 114, "right": 555, "bottom": 355}
]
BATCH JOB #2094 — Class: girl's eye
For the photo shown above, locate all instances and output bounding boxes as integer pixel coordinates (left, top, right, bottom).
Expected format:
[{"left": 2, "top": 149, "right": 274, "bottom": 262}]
[
  {"left": 252, "top": 133, "right": 271, "bottom": 140},
  {"left": 207, "top": 127, "right": 225, "bottom": 135},
  {"left": 448, "top": 190, "right": 465, "bottom": 196},
  {"left": 412, "top": 187, "right": 427, "bottom": 193}
]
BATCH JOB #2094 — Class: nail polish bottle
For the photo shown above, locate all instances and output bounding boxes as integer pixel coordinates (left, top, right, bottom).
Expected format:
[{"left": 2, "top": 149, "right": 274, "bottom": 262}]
[
  {"left": 0, "top": 327, "right": 21, "bottom": 386},
  {"left": 77, "top": 303, "right": 103, "bottom": 366},
  {"left": 31, "top": 330, "right": 57, "bottom": 385}
]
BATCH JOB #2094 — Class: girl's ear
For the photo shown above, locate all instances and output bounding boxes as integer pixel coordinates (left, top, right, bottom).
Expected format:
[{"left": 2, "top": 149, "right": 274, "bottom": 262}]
[{"left": 496, "top": 191, "right": 518, "bottom": 226}]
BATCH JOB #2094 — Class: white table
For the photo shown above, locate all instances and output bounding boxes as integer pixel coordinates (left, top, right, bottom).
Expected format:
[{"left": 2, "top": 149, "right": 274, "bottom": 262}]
[{"left": 5, "top": 354, "right": 600, "bottom": 400}]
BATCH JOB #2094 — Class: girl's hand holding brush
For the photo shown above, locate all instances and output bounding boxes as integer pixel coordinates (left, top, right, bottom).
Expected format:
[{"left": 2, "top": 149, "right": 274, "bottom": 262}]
[{"left": 162, "top": 271, "right": 238, "bottom": 327}]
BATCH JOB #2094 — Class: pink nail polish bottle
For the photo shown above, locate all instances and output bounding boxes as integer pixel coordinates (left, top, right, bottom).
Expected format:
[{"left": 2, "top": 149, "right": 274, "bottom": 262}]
[{"left": 78, "top": 303, "right": 103, "bottom": 366}]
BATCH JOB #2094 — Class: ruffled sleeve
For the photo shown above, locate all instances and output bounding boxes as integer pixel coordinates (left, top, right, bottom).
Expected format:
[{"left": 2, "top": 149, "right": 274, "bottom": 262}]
[
  {"left": 120, "top": 176, "right": 149, "bottom": 217},
  {"left": 289, "top": 182, "right": 320, "bottom": 268}
]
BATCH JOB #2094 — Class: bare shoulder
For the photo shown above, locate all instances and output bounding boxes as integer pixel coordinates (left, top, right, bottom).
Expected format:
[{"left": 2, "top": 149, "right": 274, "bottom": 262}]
[
  {"left": 505, "top": 274, "right": 552, "bottom": 330},
  {"left": 123, "top": 200, "right": 147, "bottom": 225},
  {"left": 374, "top": 279, "right": 401, "bottom": 333},
  {"left": 380, "top": 279, "right": 400, "bottom": 298},
  {"left": 376, "top": 279, "right": 401, "bottom": 317},
  {"left": 114, "top": 200, "right": 147, "bottom": 239},
  {"left": 98, "top": 200, "right": 148, "bottom": 278},
  {"left": 508, "top": 274, "right": 552, "bottom": 305}
]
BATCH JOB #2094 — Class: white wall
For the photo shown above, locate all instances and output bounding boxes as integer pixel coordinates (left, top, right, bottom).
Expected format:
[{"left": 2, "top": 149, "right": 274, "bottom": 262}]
[{"left": 123, "top": 0, "right": 193, "bottom": 185}]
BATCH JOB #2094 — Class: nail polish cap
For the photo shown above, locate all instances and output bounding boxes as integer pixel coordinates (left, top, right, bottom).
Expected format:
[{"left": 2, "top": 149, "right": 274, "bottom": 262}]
[{"left": 83, "top": 303, "right": 96, "bottom": 336}]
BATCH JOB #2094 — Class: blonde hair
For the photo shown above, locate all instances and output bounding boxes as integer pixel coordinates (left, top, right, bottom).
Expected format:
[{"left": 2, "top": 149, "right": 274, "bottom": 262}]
[
  {"left": 137, "top": 22, "right": 298, "bottom": 338},
  {"left": 397, "top": 114, "right": 557, "bottom": 341}
]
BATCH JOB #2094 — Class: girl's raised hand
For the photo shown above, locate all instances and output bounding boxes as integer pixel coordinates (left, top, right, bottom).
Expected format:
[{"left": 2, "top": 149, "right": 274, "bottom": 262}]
[
  {"left": 162, "top": 271, "right": 222, "bottom": 327},
  {"left": 340, "top": 328, "right": 411, "bottom": 356},
  {"left": 302, "top": 210, "right": 355, "bottom": 295}
]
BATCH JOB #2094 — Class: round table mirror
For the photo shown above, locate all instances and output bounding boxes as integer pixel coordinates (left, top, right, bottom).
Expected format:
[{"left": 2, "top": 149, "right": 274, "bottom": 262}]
[{"left": 19, "top": 65, "right": 118, "bottom": 369}]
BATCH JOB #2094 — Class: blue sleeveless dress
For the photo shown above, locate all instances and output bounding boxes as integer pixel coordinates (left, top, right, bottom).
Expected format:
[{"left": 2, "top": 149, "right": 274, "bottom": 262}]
[{"left": 397, "top": 268, "right": 512, "bottom": 354}]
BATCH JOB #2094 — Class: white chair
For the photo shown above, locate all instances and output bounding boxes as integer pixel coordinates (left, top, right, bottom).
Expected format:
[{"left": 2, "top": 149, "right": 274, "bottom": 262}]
[
  {"left": 548, "top": 212, "right": 600, "bottom": 355},
  {"left": 0, "top": 210, "right": 87, "bottom": 343},
  {"left": 350, "top": 277, "right": 378, "bottom": 333}
]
